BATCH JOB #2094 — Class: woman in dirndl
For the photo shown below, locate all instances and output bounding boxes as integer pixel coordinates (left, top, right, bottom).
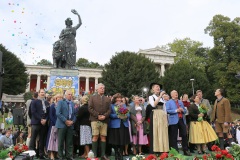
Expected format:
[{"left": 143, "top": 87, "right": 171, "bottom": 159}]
[
  {"left": 146, "top": 83, "right": 169, "bottom": 154},
  {"left": 77, "top": 95, "right": 92, "bottom": 158},
  {"left": 130, "top": 95, "right": 148, "bottom": 155},
  {"left": 47, "top": 94, "right": 63, "bottom": 160},
  {"left": 188, "top": 94, "right": 218, "bottom": 154},
  {"left": 108, "top": 93, "right": 130, "bottom": 160}
]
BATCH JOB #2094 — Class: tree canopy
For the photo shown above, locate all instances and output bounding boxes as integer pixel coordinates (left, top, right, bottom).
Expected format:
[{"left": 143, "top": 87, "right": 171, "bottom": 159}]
[
  {"left": 0, "top": 44, "right": 28, "bottom": 94},
  {"left": 162, "top": 60, "right": 213, "bottom": 101},
  {"left": 37, "top": 59, "right": 53, "bottom": 66},
  {"left": 162, "top": 37, "right": 209, "bottom": 71},
  {"left": 205, "top": 14, "right": 240, "bottom": 104},
  {"left": 101, "top": 51, "right": 161, "bottom": 97},
  {"left": 76, "top": 58, "right": 103, "bottom": 68}
]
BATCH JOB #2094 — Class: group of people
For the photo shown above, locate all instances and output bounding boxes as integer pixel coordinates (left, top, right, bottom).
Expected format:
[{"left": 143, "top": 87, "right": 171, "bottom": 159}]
[
  {"left": 0, "top": 128, "right": 25, "bottom": 149},
  {"left": 24, "top": 82, "right": 234, "bottom": 160}
]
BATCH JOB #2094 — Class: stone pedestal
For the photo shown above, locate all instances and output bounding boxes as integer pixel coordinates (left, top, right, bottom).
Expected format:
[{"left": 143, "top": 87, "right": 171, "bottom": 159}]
[{"left": 48, "top": 68, "right": 79, "bottom": 97}]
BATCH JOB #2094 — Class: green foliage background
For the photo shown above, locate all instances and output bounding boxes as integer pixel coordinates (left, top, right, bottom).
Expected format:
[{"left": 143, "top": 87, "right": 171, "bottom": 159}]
[
  {"left": 0, "top": 44, "right": 28, "bottom": 95},
  {"left": 102, "top": 51, "right": 161, "bottom": 97},
  {"left": 37, "top": 59, "right": 52, "bottom": 66}
]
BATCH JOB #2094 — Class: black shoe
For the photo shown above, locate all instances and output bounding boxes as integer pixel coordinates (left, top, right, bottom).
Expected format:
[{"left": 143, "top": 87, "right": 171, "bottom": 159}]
[
  {"left": 183, "top": 151, "right": 192, "bottom": 156},
  {"left": 202, "top": 150, "right": 208, "bottom": 154},
  {"left": 198, "top": 151, "right": 203, "bottom": 154},
  {"left": 190, "top": 149, "right": 195, "bottom": 153}
]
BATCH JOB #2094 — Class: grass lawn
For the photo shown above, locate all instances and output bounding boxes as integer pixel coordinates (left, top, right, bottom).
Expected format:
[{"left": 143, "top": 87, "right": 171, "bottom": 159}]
[{"left": 0, "top": 113, "right": 24, "bottom": 131}]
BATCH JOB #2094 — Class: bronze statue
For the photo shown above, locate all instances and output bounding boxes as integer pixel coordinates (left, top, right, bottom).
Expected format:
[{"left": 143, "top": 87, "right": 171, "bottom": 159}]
[
  {"left": 53, "top": 9, "right": 82, "bottom": 69},
  {"left": 52, "top": 40, "right": 65, "bottom": 68}
]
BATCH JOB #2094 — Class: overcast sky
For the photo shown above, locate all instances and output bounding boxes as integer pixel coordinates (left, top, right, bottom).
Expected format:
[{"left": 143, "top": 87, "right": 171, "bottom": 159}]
[{"left": 1, "top": 0, "right": 239, "bottom": 65}]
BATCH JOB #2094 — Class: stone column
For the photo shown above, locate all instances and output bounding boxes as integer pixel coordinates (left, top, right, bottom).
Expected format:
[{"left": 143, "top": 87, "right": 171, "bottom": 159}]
[
  {"left": 85, "top": 77, "right": 89, "bottom": 92},
  {"left": 161, "top": 64, "right": 165, "bottom": 77},
  {"left": 25, "top": 74, "right": 31, "bottom": 92},
  {"left": 36, "top": 74, "right": 41, "bottom": 91},
  {"left": 47, "top": 75, "right": 51, "bottom": 90},
  {"left": 95, "top": 77, "right": 98, "bottom": 86}
]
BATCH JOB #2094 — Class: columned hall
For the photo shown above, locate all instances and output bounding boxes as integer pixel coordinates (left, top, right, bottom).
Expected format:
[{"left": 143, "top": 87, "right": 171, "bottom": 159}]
[
  {"left": 138, "top": 46, "right": 176, "bottom": 77},
  {"left": 25, "top": 65, "right": 102, "bottom": 95}
]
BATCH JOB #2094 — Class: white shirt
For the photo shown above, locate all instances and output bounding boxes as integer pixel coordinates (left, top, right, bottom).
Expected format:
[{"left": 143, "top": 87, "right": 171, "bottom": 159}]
[{"left": 149, "top": 94, "right": 165, "bottom": 108}]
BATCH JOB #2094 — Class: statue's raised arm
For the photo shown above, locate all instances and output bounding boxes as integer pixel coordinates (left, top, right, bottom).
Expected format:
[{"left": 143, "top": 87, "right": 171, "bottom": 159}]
[{"left": 71, "top": 9, "right": 82, "bottom": 30}]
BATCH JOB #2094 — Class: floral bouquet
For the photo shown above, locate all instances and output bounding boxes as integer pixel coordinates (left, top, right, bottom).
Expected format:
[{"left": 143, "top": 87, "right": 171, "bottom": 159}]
[
  {"left": 198, "top": 104, "right": 208, "bottom": 122},
  {"left": 114, "top": 104, "right": 129, "bottom": 120},
  {"left": 13, "top": 144, "right": 28, "bottom": 156},
  {"left": 209, "top": 145, "right": 234, "bottom": 160}
]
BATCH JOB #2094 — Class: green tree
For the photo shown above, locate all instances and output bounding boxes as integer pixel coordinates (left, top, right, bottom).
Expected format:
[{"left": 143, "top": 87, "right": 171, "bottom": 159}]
[
  {"left": 76, "top": 58, "right": 103, "bottom": 68},
  {"left": 205, "top": 14, "right": 240, "bottom": 104},
  {"left": 37, "top": 59, "right": 52, "bottom": 66},
  {"left": 162, "top": 60, "right": 213, "bottom": 101},
  {"left": 163, "top": 38, "right": 209, "bottom": 71},
  {"left": 24, "top": 91, "right": 33, "bottom": 102},
  {"left": 0, "top": 44, "right": 28, "bottom": 94},
  {"left": 102, "top": 51, "right": 160, "bottom": 97}
]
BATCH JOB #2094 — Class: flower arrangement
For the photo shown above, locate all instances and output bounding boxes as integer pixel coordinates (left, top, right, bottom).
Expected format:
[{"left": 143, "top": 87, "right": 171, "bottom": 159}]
[
  {"left": 198, "top": 104, "right": 208, "bottom": 122},
  {"left": 117, "top": 105, "right": 129, "bottom": 115},
  {"left": 8, "top": 143, "right": 29, "bottom": 157},
  {"left": 208, "top": 145, "right": 234, "bottom": 160},
  {"left": 114, "top": 104, "right": 129, "bottom": 120},
  {"left": 14, "top": 144, "right": 28, "bottom": 153}
]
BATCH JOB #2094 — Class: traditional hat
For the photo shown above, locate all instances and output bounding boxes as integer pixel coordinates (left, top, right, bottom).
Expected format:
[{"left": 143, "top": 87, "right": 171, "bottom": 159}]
[{"left": 149, "top": 82, "right": 162, "bottom": 89}]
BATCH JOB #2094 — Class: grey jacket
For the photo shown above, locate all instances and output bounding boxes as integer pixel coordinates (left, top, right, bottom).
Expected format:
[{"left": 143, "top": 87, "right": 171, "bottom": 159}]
[
  {"left": 130, "top": 106, "right": 147, "bottom": 135},
  {"left": 0, "top": 135, "right": 13, "bottom": 148},
  {"left": 200, "top": 98, "right": 212, "bottom": 116}
]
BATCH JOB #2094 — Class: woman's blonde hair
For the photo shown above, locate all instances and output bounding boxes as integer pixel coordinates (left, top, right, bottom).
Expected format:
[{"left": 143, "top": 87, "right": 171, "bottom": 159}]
[
  {"left": 132, "top": 95, "right": 139, "bottom": 101},
  {"left": 81, "top": 95, "right": 89, "bottom": 105},
  {"left": 54, "top": 94, "right": 63, "bottom": 103}
]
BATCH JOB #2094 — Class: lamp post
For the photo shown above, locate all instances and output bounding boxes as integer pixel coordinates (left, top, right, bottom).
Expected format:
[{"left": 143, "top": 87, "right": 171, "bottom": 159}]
[
  {"left": 142, "top": 87, "right": 147, "bottom": 98},
  {"left": 190, "top": 79, "right": 195, "bottom": 95}
]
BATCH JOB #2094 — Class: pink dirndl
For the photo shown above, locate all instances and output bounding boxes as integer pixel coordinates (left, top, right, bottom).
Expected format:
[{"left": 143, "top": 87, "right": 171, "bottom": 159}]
[
  {"left": 132, "top": 113, "right": 148, "bottom": 145},
  {"left": 47, "top": 126, "right": 58, "bottom": 152}
]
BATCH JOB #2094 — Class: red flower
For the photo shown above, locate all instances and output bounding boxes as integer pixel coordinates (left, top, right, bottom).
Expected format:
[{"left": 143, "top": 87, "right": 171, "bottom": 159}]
[
  {"left": 211, "top": 145, "right": 217, "bottom": 151},
  {"left": 146, "top": 154, "right": 157, "bottom": 160},
  {"left": 226, "top": 153, "right": 233, "bottom": 158},
  {"left": 221, "top": 150, "right": 228, "bottom": 155},
  {"left": 215, "top": 154, "right": 222, "bottom": 159},
  {"left": 14, "top": 145, "right": 19, "bottom": 151},
  {"left": 202, "top": 154, "right": 207, "bottom": 160},
  {"left": 160, "top": 152, "right": 168, "bottom": 159},
  {"left": 23, "top": 145, "right": 28, "bottom": 150}
]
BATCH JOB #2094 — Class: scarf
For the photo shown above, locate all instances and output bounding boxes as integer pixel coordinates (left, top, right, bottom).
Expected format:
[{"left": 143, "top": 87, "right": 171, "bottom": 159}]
[{"left": 38, "top": 97, "right": 46, "bottom": 113}]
